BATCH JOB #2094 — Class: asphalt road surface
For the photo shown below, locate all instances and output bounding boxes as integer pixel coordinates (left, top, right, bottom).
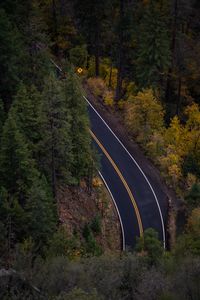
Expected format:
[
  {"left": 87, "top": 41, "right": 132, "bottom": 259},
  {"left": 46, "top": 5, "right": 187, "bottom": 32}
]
[{"left": 85, "top": 96, "right": 168, "bottom": 250}]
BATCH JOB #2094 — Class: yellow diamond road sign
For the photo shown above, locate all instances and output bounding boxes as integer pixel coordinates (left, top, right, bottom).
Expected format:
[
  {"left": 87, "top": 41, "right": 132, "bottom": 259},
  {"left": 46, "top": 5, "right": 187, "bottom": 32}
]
[{"left": 77, "top": 67, "right": 83, "bottom": 74}]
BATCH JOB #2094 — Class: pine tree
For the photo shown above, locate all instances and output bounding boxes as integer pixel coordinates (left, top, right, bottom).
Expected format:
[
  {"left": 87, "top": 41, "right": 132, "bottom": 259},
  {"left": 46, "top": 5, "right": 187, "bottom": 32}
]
[
  {"left": 114, "top": 0, "right": 136, "bottom": 101},
  {"left": 10, "top": 84, "right": 42, "bottom": 159},
  {"left": 136, "top": 1, "right": 170, "bottom": 89},
  {"left": 0, "top": 114, "right": 39, "bottom": 196},
  {"left": 136, "top": 228, "right": 163, "bottom": 264},
  {"left": 23, "top": 0, "right": 53, "bottom": 89},
  {"left": 39, "top": 74, "right": 73, "bottom": 195},
  {"left": 0, "top": 186, "right": 28, "bottom": 260},
  {"left": 25, "top": 176, "right": 56, "bottom": 251},
  {"left": 0, "top": 98, "right": 5, "bottom": 139},
  {"left": 0, "top": 9, "right": 25, "bottom": 110},
  {"left": 63, "top": 71, "right": 92, "bottom": 183},
  {"left": 74, "top": 0, "right": 108, "bottom": 76},
  {"left": 186, "top": 183, "right": 200, "bottom": 209}
]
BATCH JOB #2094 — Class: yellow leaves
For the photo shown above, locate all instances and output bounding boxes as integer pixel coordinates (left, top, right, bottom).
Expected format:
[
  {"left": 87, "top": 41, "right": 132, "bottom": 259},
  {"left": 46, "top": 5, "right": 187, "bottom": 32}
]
[
  {"left": 159, "top": 150, "right": 182, "bottom": 185},
  {"left": 124, "top": 87, "right": 199, "bottom": 191},
  {"left": 187, "top": 208, "right": 200, "bottom": 236},
  {"left": 125, "top": 88, "right": 164, "bottom": 145},
  {"left": 87, "top": 77, "right": 107, "bottom": 97},
  {"left": 146, "top": 131, "right": 164, "bottom": 159},
  {"left": 164, "top": 116, "right": 190, "bottom": 158},
  {"left": 185, "top": 103, "right": 200, "bottom": 131},
  {"left": 168, "top": 164, "right": 182, "bottom": 184},
  {"left": 186, "top": 173, "right": 198, "bottom": 191},
  {"left": 87, "top": 77, "right": 114, "bottom": 107},
  {"left": 103, "top": 90, "right": 114, "bottom": 106},
  {"left": 92, "top": 177, "right": 103, "bottom": 188}
]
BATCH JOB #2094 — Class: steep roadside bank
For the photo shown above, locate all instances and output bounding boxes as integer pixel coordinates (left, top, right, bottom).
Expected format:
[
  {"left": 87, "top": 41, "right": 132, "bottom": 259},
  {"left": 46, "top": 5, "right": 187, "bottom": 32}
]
[{"left": 57, "top": 178, "right": 121, "bottom": 254}]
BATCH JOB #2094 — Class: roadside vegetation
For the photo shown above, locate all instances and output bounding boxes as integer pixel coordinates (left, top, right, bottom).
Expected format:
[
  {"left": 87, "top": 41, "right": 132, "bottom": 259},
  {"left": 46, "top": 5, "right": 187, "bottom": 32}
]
[{"left": 0, "top": 0, "right": 200, "bottom": 299}]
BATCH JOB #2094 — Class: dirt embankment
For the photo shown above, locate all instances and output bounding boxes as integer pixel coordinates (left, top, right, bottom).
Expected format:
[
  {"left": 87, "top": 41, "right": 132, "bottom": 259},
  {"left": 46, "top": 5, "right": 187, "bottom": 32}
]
[{"left": 57, "top": 179, "right": 121, "bottom": 253}]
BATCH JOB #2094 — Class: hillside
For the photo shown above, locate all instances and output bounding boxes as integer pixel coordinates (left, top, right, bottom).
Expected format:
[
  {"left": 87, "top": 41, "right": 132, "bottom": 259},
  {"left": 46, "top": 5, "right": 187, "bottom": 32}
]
[{"left": 0, "top": 0, "right": 200, "bottom": 299}]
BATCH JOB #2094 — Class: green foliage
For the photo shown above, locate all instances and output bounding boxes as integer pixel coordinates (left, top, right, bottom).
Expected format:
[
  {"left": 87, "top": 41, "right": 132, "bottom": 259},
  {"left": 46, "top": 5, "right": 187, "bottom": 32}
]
[
  {"left": 82, "top": 224, "right": 102, "bottom": 256},
  {"left": 183, "top": 152, "right": 200, "bottom": 179},
  {"left": 69, "top": 45, "right": 88, "bottom": 68},
  {"left": 25, "top": 176, "right": 56, "bottom": 250},
  {"left": 0, "top": 9, "right": 25, "bottom": 108},
  {"left": 136, "top": 228, "right": 164, "bottom": 264},
  {"left": 55, "top": 288, "right": 102, "bottom": 300},
  {"left": 0, "top": 187, "right": 28, "bottom": 248},
  {"left": 90, "top": 215, "right": 101, "bottom": 235},
  {"left": 136, "top": 1, "right": 170, "bottom": 88},
  {"left": 174, "top": 208, "right": 200, "bottom": 257},
  {"left": 11, "top": 84, "right": 42, "bottom": 147},
  {"left": 47, "top": 227, "right": 80, "bottom": 259},
  {"left": 0, "top": 114, "right": 39, "bottom": 195},
  {"left": 63, "top": 71, "right": 92, "bottom": 183},
  {"left": 185, "top": 183, "right": 200, "bottom": 209},
  {"left": 83, "top": 224, "right": 91, "bottom": 240},
  {"left": 39, "top": 73, "right": 73, "bottom": 189},
  {"left": 0, "top": 98, "right": 5, "bottom": 138}
]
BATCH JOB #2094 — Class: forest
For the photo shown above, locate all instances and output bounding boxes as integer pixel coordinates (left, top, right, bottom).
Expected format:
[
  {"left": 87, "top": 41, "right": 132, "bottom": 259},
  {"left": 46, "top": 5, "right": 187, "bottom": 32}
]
[{"left": 0, "top": 0, "right": 200, "bottom": 299}]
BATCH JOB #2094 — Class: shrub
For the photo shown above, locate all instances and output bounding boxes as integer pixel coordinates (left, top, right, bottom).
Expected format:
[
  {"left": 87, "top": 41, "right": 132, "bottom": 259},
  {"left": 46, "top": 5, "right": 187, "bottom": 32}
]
[
  {"left": 90, "top": 215, "right": 101, "bottom": 235},
  {"left": 125, "top": 89, "right": 164, "bottom": 145},
  {"left": 185, "top": 183, "right": 200, "bottom": 209},
  {"left": 103, "top": 90, "right": 114, "bottom": 106},
  {"left": 69, "top": 45, "right": 88, "bottom": 68},
  {"left": 87, "top": 77, "right": 107, "bottom": 98}
]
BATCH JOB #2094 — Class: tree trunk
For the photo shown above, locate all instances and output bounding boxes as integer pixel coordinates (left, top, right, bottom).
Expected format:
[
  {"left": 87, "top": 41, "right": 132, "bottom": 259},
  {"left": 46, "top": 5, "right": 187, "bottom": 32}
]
[
  {"left": 108, "top": 63, "right": 113, "bottom": 88},
  {"left": 176, "top": 75, "right": 182, "bottom": 115},
  {"left": 95, "top": 26, "right": 100, "bottom": 77}
]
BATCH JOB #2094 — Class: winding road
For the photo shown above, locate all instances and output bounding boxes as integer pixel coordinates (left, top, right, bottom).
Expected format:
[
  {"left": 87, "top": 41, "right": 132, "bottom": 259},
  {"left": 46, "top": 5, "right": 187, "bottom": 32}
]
[
  {"left": 50, "top": 59, "right": 168, "bottom": 250},
  {"left": 85, "top": 96, "right": 168, "bottom": 250}
]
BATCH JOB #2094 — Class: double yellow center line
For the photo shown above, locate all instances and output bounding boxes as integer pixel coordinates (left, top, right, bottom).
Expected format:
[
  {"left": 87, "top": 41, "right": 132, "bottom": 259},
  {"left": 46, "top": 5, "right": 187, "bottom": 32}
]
[{"left": 89, "top": 129, "right": 143, "bottom": 237}]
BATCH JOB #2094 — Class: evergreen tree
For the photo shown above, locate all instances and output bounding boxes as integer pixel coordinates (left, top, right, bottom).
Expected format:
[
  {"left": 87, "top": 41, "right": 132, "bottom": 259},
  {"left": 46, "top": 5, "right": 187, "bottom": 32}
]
[
  {"left": 0, "top": 98, "right": 5, "bottom": 139},
  {"left": 39, "top": 74, "right": 73, "bottom": 195},
  {"left": 114, "top": 0, "right": 136, "bottom": 101},
  {"left": 74, "top": 0, "right": 108, "bottom": 76},
  {"left": 0, "top": 0, "right": 32, "bottom": 29},
  {"left": 63, "top": 71, "right": 92, "bottom": 183},
  {"left": 136, "top": 228, "right": 163, "bottom": 264},
  {"left": 136, "top": 1, "right": 170, "bottom": 89},
  {"left": 0, "top": 9, "right": 25, "bottom": 110},
  {"left": 0, "top": 114, "right": 39, "bottom": 196},
  {"left": 10, "top": 84, "right": 42, "bottom": 159},
  {"left": 23, "top": 1, "right": 53, "bottom": 89},
  {"left": 0, "top": 186, "right": 28, "bottom": 259},
  {"left": 186, "top": 183, "right": 200, "bottom": 209},
  {"left": 25, "top": 176, "right": 56, "bottom": 251}
]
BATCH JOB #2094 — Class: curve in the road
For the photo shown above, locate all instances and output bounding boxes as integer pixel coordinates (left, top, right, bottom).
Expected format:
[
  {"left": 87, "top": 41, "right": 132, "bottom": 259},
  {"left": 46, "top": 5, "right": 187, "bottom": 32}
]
[
  {"left": 90, "top": 129, "right": 143, "bottom": 236},
  {"left": 98, "top": 171, "right": 126, "bottom": 251},
  {"left": 85, "top": 96, "right": 166, "bottom": 249}
]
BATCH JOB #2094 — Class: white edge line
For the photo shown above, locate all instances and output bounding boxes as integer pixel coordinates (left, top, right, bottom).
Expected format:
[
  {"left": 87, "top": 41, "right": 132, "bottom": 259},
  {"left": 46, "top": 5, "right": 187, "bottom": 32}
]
[
  {"left": 98, "top": 171, "right": 126, "bottom": 251},
  {"left": 50, "top": 59, "right": 63, "bottom": 72},
  {"left": 50, "top": 59, "right": 166, "bottom": 249},
  {"left": 84, "top": 95, "right": 166, "bottom": 249}
]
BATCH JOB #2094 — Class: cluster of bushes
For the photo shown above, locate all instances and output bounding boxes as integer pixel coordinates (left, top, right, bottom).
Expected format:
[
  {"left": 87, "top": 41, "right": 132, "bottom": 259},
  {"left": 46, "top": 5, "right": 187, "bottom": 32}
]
[
  {"left": 124, "top": 89, "right": 200, "bottom": 197},
  {"left": 1, "top": 225, "right": 200, "bottom": 300}
]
